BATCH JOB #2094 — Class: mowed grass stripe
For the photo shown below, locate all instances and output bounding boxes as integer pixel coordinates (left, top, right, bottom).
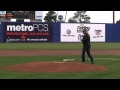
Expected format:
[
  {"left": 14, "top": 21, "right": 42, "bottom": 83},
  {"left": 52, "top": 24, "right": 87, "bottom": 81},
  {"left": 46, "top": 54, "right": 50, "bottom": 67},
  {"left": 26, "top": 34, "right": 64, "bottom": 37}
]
[{"left": 0, "top": 43, "right": 120, "bottom": 50}]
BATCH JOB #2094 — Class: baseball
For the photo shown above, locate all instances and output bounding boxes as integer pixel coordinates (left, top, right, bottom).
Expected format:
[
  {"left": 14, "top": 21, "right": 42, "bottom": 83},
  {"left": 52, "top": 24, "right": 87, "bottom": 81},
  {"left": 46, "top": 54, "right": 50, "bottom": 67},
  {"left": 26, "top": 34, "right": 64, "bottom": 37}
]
[{"left": 80, "top": 35, "right": 83, "bottom": 40}]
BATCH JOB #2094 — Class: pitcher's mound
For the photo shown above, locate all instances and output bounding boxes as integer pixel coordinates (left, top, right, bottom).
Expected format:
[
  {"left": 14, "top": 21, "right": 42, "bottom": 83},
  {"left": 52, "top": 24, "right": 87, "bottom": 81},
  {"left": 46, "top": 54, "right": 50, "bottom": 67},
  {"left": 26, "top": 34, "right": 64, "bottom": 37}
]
[{"left": 3, "top": 61, "right": 108, "bottom": 73}]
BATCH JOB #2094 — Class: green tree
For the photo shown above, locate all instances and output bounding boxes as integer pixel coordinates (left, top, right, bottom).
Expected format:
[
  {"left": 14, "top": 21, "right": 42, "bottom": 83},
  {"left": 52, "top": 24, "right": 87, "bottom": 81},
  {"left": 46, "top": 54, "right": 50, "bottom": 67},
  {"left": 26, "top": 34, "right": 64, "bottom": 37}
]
[
  {"left": 68, "top": 17, "right": 77, "bottom": 23},
  {"left": 44, "top": 11, "right": 57, "bottom": 22},
  {"left": 68, "top": 11, "right": 91, "bottom": 23},
  {"left": 116, "top": 19, "right": 120, "bottom": 24}
]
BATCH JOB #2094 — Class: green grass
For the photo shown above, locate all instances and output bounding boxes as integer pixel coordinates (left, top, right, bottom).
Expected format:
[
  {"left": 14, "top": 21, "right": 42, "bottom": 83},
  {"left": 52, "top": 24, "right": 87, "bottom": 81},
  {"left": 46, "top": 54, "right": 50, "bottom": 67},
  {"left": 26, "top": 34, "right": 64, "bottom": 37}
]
[
  {"left": 0, "top": 55, "right": 120, "bottom": 79},
  {"left": 0, "top": 42, "right": 119, "bottom": 79},
  {"left": 0, "top": 42, "right": 120, "bottom": 50}
]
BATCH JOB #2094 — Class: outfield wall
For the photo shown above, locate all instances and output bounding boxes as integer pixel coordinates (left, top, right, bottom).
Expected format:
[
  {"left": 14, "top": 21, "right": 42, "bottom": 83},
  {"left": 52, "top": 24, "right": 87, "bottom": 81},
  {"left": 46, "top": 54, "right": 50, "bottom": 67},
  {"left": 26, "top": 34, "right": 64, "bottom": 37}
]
[
  {"left": 106, "top": 24, "right": 120, "bottom": 42},
  {"left": 0, "top": 22, "right": 120, "bottom": 43}
]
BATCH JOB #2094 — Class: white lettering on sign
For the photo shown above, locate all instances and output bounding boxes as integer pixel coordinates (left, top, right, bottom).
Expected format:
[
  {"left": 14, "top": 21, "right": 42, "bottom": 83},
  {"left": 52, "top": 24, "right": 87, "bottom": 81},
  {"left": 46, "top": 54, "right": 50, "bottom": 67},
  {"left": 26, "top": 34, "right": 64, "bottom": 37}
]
[{"left": 7, "top": 24, "right": 49, "bottom": 32}]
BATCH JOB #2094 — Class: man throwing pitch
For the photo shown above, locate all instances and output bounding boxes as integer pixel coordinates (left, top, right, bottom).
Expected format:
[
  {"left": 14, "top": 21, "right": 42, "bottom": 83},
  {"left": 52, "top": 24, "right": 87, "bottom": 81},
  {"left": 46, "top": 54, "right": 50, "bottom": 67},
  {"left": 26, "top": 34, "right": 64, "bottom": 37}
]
[{"left": 81, "top": 29, "right": 94, "bottom": 64}]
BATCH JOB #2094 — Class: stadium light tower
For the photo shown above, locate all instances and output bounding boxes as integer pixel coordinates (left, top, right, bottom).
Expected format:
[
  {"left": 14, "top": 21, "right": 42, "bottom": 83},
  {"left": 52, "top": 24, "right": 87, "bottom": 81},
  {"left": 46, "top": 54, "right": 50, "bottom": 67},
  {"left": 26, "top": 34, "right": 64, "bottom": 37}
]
[
  {"left": 64, "top": 11, "right": 67, "bottom": 22},
  {"left": 113, "top": 11, "right": 115, "bottom": 24}
]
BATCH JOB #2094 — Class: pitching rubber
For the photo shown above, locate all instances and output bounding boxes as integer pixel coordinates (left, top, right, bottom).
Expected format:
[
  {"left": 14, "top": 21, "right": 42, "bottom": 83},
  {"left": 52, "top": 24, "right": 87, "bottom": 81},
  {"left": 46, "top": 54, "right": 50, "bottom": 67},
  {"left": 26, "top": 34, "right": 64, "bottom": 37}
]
[
  {"left": 63, "top": 59, "right": 76, "bottom": 61},
  {"left": 63, "top": 58, "right": 90, "bottom": 62}
]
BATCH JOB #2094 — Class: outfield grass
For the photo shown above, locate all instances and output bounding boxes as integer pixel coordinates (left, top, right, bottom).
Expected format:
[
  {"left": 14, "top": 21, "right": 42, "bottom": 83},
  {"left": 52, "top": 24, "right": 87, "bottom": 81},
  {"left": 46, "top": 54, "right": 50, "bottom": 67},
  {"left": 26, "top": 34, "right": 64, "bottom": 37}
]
[
  {"left": 0, "top": 55, "right": 120, "bottom": 79},
  {"left": 0, "top": 42, "right": 120, "bottom": 50}
]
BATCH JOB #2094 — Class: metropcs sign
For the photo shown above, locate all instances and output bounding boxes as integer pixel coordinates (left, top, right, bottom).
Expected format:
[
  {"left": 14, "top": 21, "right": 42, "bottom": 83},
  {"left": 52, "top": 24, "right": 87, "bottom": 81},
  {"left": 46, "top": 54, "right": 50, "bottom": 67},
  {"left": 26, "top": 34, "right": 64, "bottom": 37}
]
[{"left": 7, "top": 24, "right": 49, "bottom": 32}]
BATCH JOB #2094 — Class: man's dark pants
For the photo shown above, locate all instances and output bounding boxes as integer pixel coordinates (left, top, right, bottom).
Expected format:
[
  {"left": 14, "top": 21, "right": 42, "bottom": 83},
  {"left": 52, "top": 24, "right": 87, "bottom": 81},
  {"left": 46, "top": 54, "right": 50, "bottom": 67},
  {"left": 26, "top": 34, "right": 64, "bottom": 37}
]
[{"left": 82, "top": 46, "right": 94, "bottom": 62}]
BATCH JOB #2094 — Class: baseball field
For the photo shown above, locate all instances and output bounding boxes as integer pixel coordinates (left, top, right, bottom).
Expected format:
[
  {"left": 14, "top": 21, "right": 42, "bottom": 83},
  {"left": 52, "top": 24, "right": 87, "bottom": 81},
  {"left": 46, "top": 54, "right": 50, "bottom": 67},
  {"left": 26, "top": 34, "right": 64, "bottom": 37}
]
[{"left": 0, "top": 42, "right": 120, "bottom": 79}]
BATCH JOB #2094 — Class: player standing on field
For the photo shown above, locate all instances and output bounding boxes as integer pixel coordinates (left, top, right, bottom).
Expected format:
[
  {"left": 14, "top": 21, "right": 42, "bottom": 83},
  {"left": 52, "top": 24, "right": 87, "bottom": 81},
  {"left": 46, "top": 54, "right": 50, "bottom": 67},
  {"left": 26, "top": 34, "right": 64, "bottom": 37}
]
[{"left": 81, "top": 29, "right": 94, "bottom": 64}]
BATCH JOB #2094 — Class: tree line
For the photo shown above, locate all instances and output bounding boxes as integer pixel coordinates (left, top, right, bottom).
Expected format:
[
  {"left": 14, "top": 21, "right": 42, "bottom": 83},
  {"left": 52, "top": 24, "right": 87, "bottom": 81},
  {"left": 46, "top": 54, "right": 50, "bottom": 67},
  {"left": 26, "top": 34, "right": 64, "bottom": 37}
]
[
  {"left": 44, "top": 11, "right": 90, "bottom": 23},
  {"left": 44, "top": 11, "right": 120, "bottom": 24}
]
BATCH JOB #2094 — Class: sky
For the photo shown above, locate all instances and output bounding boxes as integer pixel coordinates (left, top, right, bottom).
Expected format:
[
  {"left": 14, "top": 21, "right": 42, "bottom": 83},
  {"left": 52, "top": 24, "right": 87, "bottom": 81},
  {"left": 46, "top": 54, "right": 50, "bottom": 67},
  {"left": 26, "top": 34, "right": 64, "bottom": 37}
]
[{"left": 42, "top": 11, "right": 120, "bottom": 23}]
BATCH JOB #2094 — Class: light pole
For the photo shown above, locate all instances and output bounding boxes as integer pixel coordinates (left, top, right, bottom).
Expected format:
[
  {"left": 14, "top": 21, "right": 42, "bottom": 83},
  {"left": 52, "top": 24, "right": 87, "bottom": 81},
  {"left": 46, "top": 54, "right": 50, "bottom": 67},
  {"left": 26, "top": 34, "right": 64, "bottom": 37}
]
[
  {"left": 113, "top": 11, "right": 115, "bottom": 24},
  {"left": 64, "top": 11, "right": 67, "bottom": 22}
]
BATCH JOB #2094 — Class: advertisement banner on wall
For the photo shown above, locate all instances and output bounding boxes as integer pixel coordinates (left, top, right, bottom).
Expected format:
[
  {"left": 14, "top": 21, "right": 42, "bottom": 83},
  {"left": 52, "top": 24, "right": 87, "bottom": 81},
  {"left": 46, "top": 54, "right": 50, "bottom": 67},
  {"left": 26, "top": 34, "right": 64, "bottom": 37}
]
[
  {"left": 60, "top": 23, "right": 105, "bottom": 42},
  {"left": 3, "top": 22, "right": 53, "bottom": 42}
]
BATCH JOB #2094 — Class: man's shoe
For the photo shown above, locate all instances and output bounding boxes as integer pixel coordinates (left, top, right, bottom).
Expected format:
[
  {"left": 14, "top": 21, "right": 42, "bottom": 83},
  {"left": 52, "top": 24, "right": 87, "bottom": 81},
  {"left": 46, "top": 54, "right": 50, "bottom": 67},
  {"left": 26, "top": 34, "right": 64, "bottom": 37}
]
[{"left": 91, "top": 61, "right": 94, "bottom": 64}]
